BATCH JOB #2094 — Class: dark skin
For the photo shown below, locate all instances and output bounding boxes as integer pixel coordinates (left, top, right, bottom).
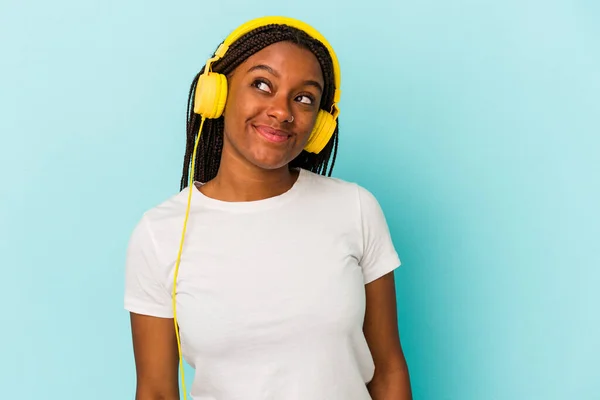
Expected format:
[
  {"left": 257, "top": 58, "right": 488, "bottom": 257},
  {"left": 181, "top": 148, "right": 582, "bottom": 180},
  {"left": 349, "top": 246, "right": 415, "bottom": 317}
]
[
  {"left": 364, "top": 272, "right": 413, "bottom": 399},
  {"left": 130, "top": 41, "right": 411, "bottom": 399},
  {"left": 200, "top": 41, "right": 323, "bottom": 201}
]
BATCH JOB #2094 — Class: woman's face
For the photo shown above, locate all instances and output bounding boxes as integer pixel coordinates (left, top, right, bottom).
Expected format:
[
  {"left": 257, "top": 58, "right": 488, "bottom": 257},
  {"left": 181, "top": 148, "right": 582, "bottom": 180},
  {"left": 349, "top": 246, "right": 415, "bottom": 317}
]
[{"left": 221, "top": 41, "right": 324, "bottom": 171}]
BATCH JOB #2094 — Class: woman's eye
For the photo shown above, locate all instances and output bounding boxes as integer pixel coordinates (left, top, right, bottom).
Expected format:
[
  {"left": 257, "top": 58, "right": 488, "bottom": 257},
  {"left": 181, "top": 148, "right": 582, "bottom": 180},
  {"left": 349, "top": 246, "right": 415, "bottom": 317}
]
[
  {"left": 252, "top": 80, "right": 271, "bottom": 93},
  {"left": 296, "top": 95, "right": 313, "bottom": 105}
]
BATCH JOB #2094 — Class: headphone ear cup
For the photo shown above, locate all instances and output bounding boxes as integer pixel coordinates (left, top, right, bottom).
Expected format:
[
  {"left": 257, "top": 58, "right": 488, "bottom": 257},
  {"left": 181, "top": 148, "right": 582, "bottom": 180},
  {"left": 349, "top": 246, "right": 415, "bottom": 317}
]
[
  {"left": 304, "top": 110, "right": 337, "bottom": 154},
  {"left": 193, "top": 73, "right": 228, "bottom": 119}
]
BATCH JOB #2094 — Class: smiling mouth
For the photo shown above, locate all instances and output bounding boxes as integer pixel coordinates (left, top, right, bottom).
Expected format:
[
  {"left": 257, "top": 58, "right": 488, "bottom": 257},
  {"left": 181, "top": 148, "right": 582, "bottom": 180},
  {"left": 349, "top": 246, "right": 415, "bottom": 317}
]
[{"left": 253, "top": 125, "right": 291, "bottom": 143}]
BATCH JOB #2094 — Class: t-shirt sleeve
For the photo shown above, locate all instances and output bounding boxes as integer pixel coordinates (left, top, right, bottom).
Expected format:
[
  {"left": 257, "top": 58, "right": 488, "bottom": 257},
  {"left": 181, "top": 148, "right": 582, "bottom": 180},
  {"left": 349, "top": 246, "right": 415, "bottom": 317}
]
[
  {"left": 357, "top": 185, "right": 402, "bottom": 284},
  {"left": 124, "top": 215, "right": 173, "bottom": 318}
]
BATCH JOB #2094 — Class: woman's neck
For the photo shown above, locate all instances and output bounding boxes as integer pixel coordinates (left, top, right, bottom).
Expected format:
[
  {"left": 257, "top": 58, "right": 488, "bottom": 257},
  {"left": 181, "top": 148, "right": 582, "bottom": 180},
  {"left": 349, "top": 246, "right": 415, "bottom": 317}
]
[{"left": 198, "top": 154, "right": 299, "bottom": 202}]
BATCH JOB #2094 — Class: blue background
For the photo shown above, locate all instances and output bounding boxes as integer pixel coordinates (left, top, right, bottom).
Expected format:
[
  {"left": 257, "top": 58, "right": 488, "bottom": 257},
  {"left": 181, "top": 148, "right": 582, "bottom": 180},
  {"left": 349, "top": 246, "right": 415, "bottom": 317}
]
[{"left": 1, "top": 0, "right": 598, "bottom": 399}]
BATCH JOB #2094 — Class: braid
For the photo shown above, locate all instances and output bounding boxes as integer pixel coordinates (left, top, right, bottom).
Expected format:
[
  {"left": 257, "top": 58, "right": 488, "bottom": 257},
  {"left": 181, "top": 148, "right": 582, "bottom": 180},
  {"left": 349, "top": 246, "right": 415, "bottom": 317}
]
[{"left": 180, "top": 24, "right": 339, "bottom": 191}]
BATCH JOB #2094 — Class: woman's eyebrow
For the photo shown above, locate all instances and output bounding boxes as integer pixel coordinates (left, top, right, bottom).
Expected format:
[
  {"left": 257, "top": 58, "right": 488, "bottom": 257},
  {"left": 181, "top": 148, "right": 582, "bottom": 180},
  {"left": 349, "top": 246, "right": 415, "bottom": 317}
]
[
  {"left": 247, "top": 64, "right": 323, "bottom": 93},
  {"left": 247, "top": 64, "right": 279, "bottom": 77}
]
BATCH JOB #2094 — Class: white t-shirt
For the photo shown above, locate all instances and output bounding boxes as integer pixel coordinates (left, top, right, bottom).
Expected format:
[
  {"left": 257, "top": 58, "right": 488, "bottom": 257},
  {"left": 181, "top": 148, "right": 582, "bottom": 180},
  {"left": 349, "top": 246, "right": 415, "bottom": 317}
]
[{"left": 124, "top": 168, "right": 401, "bottom": 400}]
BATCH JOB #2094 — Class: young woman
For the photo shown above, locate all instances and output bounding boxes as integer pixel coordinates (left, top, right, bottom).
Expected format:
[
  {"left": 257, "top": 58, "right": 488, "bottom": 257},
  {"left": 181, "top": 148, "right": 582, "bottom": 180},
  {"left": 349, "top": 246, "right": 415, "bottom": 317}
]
[{"left": 124, "top": 16, "right": 412, "bottom": 400}]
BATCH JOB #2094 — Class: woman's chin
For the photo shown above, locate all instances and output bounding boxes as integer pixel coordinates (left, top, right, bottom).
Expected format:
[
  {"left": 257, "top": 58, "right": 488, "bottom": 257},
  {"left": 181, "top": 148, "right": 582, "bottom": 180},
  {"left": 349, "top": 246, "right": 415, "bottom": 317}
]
[{"left": 247, "top": 148, "right": 297, "bottom": 171}]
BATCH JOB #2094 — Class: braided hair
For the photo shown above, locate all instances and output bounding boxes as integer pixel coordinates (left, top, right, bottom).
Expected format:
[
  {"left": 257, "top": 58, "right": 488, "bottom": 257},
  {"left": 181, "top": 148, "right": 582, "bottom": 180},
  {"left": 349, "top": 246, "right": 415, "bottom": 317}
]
[{"left": 180, "top": 24, "right": 340, "bottom": 191}]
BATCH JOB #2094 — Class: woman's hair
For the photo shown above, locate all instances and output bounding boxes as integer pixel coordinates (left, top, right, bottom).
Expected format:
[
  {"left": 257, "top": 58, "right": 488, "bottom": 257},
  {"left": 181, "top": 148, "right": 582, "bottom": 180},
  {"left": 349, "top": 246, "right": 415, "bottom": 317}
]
[{"left": 180, "top": 24, "right": 339, "bottom": 190}]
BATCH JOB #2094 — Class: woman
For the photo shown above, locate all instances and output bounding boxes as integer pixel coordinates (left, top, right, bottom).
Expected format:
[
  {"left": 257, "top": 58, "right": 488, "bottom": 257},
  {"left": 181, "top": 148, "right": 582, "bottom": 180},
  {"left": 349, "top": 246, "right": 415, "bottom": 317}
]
[{"left": 124, "top": 16, "right": 412, "bottom": 400}]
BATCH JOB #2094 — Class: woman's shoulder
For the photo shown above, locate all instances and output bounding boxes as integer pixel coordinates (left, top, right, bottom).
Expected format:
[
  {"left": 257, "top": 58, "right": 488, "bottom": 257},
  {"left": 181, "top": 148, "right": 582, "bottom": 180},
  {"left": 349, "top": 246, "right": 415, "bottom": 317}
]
[
  {"left": 128, "top": 187, "right": 195, "bottom": 239},
  {"left": 300, "top": 169, "right": 389, "bottom": 223},
  {"left": 300, "top": 168, "right": 378, "bottom": 202},
  {"left": 147, "top": 187, "right": 191, "bottom": 216}
]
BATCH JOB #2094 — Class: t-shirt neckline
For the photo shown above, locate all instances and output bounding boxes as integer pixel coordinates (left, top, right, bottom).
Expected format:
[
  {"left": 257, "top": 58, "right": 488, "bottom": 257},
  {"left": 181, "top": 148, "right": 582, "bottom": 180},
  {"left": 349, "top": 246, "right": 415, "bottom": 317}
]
[{"left": 190, "top": 168, "right": 308, "bottom": 212}]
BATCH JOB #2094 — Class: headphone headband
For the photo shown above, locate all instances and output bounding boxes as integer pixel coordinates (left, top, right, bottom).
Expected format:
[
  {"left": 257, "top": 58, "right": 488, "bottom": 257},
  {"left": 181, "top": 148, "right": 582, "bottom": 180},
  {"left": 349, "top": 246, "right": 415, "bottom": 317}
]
[{"left": 208, "top": 16, "right": 341, "bottom": 117}]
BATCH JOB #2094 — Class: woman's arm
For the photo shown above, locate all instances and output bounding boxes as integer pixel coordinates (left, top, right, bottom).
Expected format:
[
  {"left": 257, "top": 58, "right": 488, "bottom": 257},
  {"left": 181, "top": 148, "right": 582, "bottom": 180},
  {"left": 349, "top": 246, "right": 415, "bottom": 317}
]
[
  {"left": 130, "top": 313, "right": 180, "bottom": 400},
  {"left": 364, "top": 272, "right": 412, "bottom": 399}
]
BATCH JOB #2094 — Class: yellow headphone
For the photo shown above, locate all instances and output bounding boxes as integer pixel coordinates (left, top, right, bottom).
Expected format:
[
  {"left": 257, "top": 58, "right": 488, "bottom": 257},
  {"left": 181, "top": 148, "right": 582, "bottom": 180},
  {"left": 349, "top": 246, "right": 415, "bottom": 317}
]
[
  {"left": 171, "top": 16, "right": 342, "bottom": 399},
  {"left": 193, "top": 15, "right": 341, "bottom": 154}
]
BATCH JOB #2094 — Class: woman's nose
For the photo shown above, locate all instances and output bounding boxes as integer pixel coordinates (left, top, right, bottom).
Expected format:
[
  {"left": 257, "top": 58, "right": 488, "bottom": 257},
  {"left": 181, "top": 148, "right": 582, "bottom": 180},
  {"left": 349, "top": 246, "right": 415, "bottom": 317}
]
[{"left": 266, "top": 94, "right": 293, "bottom": 123}]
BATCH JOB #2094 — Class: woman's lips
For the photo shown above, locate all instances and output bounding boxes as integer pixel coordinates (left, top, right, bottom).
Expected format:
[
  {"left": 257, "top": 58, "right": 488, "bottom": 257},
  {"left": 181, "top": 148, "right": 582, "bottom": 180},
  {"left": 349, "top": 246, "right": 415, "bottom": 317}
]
[{"left": 253, "top": 125, "right": 291, "bottom": 143}]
